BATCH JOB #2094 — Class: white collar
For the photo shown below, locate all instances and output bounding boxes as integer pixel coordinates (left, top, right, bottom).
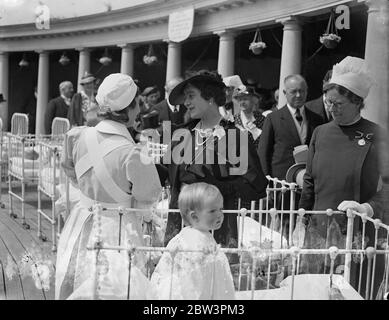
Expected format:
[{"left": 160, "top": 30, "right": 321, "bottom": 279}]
[
  {"left": 95, "top": 120, "right": 134, "bottom": 143},
  {"left": 61, "top": 95, "right": 71, "bottom": 104},
  {"left": 240, "top": 111, "right": 255, "bottom": 124},
  {"left": 167, "top": 99, "right": 179, "bottom": 112},
  {"left": 287, "top": 104, "right": 305, "bottom": 116}
]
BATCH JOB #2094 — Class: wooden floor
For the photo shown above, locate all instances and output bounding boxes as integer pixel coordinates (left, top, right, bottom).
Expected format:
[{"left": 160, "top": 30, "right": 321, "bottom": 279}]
[{"left": 0, "top": 182, "right": 56, "bottom": 300}]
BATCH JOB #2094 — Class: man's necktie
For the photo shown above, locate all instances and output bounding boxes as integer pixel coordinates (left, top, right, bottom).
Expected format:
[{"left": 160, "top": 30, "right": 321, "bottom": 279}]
[
  {"left": 295, "top": 108, "right": 303, "bottom": 125},
  {"left": 173, "top": 106, "right": 178, "bottom": 113}
]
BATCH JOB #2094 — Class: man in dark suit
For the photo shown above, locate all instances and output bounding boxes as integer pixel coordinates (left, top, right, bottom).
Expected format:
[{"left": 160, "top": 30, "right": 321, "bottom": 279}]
[
  {"left": 306, "top": 70, "right": 333, "bottom": 123},
  {"left": 258, "top": 74, "right": 323, "bottom": 180},
  {"left": 45, "top": 81, "right": 74, "bottom": 134},
  {"left": 151, "top": 76, "right": 187, "bottom": 133}
]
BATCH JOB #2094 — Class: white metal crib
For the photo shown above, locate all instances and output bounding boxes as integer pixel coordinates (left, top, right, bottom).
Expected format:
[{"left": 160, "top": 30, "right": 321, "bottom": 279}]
[
  {"left": 82, "top": 178, "right": 389, "bottom": 300},
  {"left": 36, "top": 117, "right": 70, "bottom": 251}
]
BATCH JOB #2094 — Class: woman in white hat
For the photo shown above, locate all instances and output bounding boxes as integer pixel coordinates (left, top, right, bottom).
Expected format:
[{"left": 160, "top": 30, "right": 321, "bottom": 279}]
[
  {"left": 299, "top": 57, "right": 389, "bottom": 292},
  {"left": 55, "top": 73, "right": 162, "bottom": 300}
]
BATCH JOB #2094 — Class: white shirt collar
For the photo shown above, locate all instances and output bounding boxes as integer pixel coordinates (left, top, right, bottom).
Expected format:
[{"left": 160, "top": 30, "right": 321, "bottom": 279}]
[
  {"left": 240, "top": 111, "right": 255, "bottom": 126},
  {"left": 167, "top": 98, "right": 179, "bottom": 113},
  {"left": 61, "top": 95, "right": 71, "bottom": 106},
  {"left": 287, "top": 104, "right": 305, "bottom": 117},
  {"left": 95, "top": 120, "right": 135, "bottom": 143}
]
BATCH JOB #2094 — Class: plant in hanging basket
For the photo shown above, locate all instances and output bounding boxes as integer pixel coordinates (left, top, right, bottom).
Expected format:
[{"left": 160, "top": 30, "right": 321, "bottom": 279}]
[
  {"left": 59, "top": 54, "right": 70, "bottom": 66},
  {"left": 249, "top": 41, "right": 267, "bottom": 55},
  {"left": 143, "top": 55, "right": 158, "bottom": 66},
  {"left": 99, "top": 56, "right": 112, "bottom": 66},
  {"left": 320, "top": 33, "right": 341, "bottom": 49}
]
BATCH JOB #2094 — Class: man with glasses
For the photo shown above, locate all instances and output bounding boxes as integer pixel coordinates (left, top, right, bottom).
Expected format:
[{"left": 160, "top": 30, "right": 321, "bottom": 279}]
[{"left": 258, "top": 74, "right": 323, "bottom": 181}]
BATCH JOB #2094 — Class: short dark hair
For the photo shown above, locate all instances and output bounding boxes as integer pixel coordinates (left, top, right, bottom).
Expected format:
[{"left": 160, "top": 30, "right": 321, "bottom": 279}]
[
  {"left": 186, "top": 70, "right": 226, "bottom": 106},
  {"left": 324, "top": 83, "right": 365, "bottom": 110}
]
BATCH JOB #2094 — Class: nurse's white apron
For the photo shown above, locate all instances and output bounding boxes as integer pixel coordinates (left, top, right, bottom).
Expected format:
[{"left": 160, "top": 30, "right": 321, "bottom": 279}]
[{"left": 55, "top": 127, "right": 137, "bottom": 299}]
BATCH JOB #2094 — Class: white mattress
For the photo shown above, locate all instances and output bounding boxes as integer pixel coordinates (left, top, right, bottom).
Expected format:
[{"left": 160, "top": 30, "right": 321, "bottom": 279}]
[
  {"left": 9, "top": 164, "right": 39, "bottom": 179},
  {"left": 10, "top": 157, "right": 39, "bottom": 169},
  {"left": 235, "top": 274, "right": 363, "bottom": 300}
]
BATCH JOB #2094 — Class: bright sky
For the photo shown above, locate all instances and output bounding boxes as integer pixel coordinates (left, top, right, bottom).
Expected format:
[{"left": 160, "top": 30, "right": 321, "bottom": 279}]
[{"left": 0, "top": 0, "right": 156, "bottom": 26}]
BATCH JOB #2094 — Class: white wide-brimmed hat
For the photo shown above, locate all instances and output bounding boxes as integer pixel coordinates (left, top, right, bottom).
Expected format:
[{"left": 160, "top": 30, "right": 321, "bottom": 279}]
[
  {"left": 223, "top": 75, "right": 244, "bottom": 88},
  {"left": 329, "top": 56, "right": 373, "bottom": 99},
  {"left": 96, "top": 73, "right": 138, "bottom": 112}
]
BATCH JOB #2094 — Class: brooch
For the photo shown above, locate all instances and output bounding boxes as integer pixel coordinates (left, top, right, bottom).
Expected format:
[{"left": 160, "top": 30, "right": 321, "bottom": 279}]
[{"left": 355, "top": 131, "right": 374, "bottom": 147}]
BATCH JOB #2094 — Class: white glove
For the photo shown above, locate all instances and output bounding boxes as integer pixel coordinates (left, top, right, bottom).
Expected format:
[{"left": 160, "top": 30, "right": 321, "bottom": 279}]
[{"left": 337, "top": 200, "right": 374, "bottom": 217}]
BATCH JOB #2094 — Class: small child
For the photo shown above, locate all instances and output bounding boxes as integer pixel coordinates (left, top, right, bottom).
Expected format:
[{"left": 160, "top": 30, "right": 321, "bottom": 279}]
[{"left": 150, "top": 182, "right": 236, "bottom": 300}]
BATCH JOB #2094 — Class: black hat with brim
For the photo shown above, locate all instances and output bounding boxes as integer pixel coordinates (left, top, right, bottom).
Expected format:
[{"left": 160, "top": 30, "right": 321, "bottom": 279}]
[{"left": 168, "top": 74, "right": 226, "bottom": 106}]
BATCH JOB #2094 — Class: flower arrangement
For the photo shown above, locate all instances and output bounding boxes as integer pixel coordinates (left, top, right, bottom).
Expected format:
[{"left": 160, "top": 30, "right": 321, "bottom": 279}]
[
  {"left": 99, "top": 56, "right": 112, "bottom": 66},
  {"left": 143, "top": 44, "right": 158, "bottom": 66},
  {"left": 249, "top": 41, "right": 267, "bottom": 54},
  {"left": 213, "top": 125, "right": 226, "bottom": 140},
  {"left": 320, "top": 10, "right": 341, "bottom": 49},
  {"left": 59, "top": 54, "right": 70, "bottom": 66},
  {"left": 320, "top": 33, "right": 341, "bottom": 49},
  {"left": 143, "top": 55, "right": 158, "bottom": 66},
  {"left": 249, "top": 28, "right": 267, "bottom": 55}
]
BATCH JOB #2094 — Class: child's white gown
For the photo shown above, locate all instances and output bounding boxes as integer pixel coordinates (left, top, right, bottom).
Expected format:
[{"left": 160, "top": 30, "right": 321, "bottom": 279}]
[{"left": 150, "top": 227, "right": 236, "bottom": 300}]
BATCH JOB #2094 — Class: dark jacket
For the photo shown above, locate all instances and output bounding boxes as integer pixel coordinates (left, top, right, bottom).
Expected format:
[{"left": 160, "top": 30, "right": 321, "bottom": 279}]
[
  {"left": 306, "top": 95, "right": 331, "bottom": 123},
  {"left": 67, "top": 93, "right": 84, "bottom": 127},
  {"left": 258, "top": 105, "right": 323, "bottom": 180},
  {"left": 164, "top": 119, "right": 268, "bottom": 246},
  {"left": 150, "top": 99, "right": 187, "bottom": 137},
  {"left": 45, "top": 96, "right": 69, "bottom": 134},
  {"left": 299, "top": 118, "right": 388, "bottom": 224}
]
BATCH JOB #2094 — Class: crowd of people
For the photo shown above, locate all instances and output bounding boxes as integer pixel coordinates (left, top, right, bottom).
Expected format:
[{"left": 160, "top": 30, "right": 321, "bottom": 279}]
[{"left": 49, "top": 55, "right": 388, "bottom": 299}]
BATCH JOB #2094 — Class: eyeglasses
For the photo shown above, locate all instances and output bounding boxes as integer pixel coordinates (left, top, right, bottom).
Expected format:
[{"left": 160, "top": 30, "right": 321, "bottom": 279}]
[{"left": 324, "top": 98, "right": 347, "bottom": 109}]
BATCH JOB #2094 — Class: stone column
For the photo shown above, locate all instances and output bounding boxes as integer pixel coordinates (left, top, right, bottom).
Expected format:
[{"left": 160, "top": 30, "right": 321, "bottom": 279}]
[
  {"left": 119, "top": 44, "right": 135, "bottom": 77},
  {"left": 361, "top": 0, "right": 389, "bottom": 129},
  {"left": 76, "top": 48, "right": 91, "bottom": 92},
  {"left": 35, "top": 51, "right": 50, "bottom": 135},
  {"left": 276, "top": 17, "right": 303, "bottom": 108},
  {"left": 215, "top": 30, "right": 236, "bottom": 78},
  {"left": 165, "top": 41, "right": 182, "bottom": 83},
  {"left": 0, "top": 52, "right": 9, "bottom": 131}
]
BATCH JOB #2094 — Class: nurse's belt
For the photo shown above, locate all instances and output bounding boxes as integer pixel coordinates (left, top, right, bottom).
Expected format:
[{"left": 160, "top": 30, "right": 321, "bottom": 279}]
[{"left": 75, "top": 127, "right": 133, "bottom": 203}]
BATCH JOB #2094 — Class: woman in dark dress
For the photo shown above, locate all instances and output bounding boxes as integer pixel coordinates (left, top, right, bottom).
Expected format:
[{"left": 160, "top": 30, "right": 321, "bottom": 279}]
[
  {"left": 299, "top": 56, "right": 389, "bottom": 296},
  {"left": 163, "top": 70, "right": 267, "bottom": 248}
]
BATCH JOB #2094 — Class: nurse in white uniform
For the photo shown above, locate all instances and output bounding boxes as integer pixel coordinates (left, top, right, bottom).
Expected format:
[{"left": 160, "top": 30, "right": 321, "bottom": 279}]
[{"left": 55, "top": 73, "right": 162, "bottom": 299}]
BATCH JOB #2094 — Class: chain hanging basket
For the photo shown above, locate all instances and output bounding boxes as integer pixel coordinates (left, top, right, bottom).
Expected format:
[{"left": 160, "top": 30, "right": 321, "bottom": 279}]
[
  {"left": 143, "top": 44, "right": 158, "bottom": 66},
  {"left": 249, "top": 28, "right": 267, "bottom": 55},
  {"left": 320, "top": 10, "right": 341, "bottom": 49},
  {"left": 99, "top": 48, "right": 112, "bottom": 66}
]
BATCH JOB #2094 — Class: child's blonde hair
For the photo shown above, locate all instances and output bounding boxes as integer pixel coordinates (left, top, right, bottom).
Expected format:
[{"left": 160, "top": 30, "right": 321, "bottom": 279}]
[{"left": 178, "top": 182, "right": 223, "bottom": 226}]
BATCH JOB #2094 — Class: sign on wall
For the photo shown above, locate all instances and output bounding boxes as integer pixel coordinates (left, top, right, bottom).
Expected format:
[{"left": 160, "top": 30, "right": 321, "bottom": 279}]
[{"left": 168, "top": 7, "right": 194, "bottom": 43}]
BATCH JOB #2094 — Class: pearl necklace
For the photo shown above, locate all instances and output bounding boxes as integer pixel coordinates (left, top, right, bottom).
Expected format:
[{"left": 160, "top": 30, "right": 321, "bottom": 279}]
[{"left": 194, "top": 121, "right": 216, "bottom": 150}]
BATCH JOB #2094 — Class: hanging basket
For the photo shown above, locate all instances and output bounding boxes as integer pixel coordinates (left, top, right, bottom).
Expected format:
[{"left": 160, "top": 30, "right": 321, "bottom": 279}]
[
  {"left": 249, "top": 28, "right": 267, "bottom": 55},
  {"left": 320, "top": 34, "right": 341, "bottom": 49},
  {"left": 99, "top": 48, "right": 112, "bottom": 66},
  {"left": 59, "top": 52, "right": 70, "bottom": 66},
  {"left": 143, "top": 44, "right": 158, "bottom": 66},
  {"left": 320, "top": 10, "right": 341, "bottom": 49}
]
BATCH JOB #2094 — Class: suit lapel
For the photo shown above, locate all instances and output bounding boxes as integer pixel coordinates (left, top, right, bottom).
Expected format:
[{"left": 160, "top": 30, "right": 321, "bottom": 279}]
[{"left": 279, "top": 106, "right": 301, "bottom": 145}]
